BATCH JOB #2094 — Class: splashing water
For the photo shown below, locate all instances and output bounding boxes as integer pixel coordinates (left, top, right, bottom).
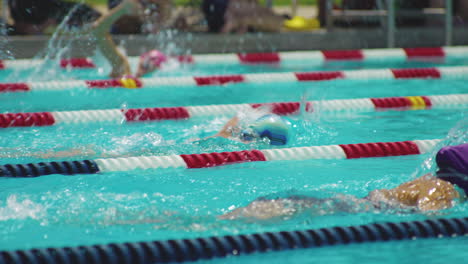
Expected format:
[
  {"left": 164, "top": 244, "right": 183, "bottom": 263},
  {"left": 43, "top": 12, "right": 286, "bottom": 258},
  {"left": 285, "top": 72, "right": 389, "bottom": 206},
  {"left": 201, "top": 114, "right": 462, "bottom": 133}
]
[
  {"left": 0, "top": 195, "right": 46, "bottom": 221},
  {"left": 4, "top": 4, "right": 91, "bottom": 82},
  {"left": 0, "top": 5, "right": 13, "bottom": 60},
  {"left": 412, "top": 116, "right": 468, "bottom": 178}
]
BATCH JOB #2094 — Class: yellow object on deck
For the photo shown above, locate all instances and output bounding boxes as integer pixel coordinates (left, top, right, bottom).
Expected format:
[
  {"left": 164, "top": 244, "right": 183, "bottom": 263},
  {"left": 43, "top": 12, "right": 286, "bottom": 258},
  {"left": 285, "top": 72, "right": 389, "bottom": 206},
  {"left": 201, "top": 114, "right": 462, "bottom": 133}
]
[{"left": 284, "top": 16, "right": 320, "bottom": 31}]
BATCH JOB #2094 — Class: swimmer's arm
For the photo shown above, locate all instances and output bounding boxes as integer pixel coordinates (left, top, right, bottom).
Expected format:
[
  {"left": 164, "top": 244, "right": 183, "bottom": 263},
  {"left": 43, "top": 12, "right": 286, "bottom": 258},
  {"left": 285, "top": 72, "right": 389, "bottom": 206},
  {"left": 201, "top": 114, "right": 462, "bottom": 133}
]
[
  {"left": 0, "top": 145, "right": 97, "bottom": 159},
  {"left": 215, "top": 117, "right": 240, "bottom": 138},
  {"left": 190, "top": 116, "right": 240, "bottom": 142},
  {"left": 92, "top": 0, "right": 140, "bottom": 78},
  {"left": 96, "top": 34, "right": 131, "bottom": 78},
  {"left": 37, "top": 147, "right": 96, "bottom": 159},
  {"left": 37, "top": 147, "right": 158, "bottom": 159},
  {"left": 219, "top": 199, "right": 290, "bottom": 220}
]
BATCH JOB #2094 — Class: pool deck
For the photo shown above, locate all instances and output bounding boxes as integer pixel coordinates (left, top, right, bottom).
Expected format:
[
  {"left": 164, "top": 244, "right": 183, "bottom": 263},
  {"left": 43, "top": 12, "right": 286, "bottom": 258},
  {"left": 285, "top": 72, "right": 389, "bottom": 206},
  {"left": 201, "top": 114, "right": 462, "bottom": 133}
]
[{"left": 4, "top": 27, "right": 468, "bottom": 59}]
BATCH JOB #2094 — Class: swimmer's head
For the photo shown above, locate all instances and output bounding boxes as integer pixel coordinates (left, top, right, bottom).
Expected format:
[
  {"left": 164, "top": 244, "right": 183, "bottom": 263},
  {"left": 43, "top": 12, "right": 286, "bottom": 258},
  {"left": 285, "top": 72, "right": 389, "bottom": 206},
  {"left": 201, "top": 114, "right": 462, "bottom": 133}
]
[
  {"left": 436, "top": 143, "right": 468, "bottom": 196},
  {"left": 240, "top": 114, "right": 290, "bottom": 145},
  {"left": 136, "top": 49, "right": 167, "bottom": 77}
]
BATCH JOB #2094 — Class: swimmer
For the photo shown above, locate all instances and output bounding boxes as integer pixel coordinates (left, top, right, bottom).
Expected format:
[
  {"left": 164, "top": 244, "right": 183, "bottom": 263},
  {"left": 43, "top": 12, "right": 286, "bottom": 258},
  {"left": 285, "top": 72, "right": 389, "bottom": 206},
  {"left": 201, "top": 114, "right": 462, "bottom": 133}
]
[
  {"left": 1, "top": 110, "right": 291, "bottom": 159},
  {"left": 220, "top": 143, "right": 468, "bottom": 220},
  {"left": 212, "top": 111, "right": 291, "bottom": 146},
  {"left": 89, "top": 0, "right": 168, "bottom": 78}
]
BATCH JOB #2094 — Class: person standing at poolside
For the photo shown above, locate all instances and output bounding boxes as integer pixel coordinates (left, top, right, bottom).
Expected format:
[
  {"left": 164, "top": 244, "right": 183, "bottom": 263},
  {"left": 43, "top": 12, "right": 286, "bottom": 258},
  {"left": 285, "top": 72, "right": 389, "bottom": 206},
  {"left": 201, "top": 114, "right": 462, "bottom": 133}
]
[
  {"left": 221, "top": 143, "right": 468, "bottom": 220},
  {"left": 202, "top": 0, "right": 286, "bottom": 34},
  {"left": 7, "top": 0, "right": 100, "bottom": 35},
  {"left": 107, "top": 0, "right": 173, "bottom": 34}
]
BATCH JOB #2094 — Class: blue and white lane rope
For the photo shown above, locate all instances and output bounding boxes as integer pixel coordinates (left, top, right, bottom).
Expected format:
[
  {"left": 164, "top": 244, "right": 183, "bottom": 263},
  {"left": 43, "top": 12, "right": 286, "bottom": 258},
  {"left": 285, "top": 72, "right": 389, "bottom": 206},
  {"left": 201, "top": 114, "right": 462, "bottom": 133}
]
[{"left": 0, "top": 217, "right": 466, "bottom": 264}]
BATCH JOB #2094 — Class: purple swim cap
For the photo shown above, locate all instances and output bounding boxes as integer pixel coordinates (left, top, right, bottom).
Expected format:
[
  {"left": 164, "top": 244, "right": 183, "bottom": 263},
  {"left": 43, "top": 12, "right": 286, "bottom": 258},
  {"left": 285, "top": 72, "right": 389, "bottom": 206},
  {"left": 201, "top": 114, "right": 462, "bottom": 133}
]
[{"left": 436, "top": 143, "right": 468, "bottom": 195}]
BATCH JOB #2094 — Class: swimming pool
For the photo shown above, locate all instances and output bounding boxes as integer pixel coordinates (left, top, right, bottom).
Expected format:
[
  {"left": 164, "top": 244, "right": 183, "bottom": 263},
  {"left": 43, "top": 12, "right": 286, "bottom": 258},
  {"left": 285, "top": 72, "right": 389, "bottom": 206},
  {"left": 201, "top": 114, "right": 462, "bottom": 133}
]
[{"left": 0, "top": 47, "right": 467, "bottom": 263}]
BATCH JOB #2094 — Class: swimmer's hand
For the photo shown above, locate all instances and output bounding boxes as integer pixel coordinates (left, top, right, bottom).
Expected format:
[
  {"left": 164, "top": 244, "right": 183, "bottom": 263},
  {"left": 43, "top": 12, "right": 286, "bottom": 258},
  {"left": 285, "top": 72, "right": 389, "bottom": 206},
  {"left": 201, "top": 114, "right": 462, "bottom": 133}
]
[
  {"left": 219, "top": 199, "right": 295, "bottom": 220},
  {"left": 215, "top": 116, "right": 240, "bottom": 139}
]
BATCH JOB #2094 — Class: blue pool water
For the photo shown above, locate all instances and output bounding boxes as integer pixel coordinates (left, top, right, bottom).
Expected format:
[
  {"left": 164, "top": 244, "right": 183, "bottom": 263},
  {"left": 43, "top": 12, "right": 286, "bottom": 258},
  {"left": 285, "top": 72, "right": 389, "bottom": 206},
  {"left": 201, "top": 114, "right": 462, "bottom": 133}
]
[{"left": 0, "top": 55, "right": 467, "bottom": 263}]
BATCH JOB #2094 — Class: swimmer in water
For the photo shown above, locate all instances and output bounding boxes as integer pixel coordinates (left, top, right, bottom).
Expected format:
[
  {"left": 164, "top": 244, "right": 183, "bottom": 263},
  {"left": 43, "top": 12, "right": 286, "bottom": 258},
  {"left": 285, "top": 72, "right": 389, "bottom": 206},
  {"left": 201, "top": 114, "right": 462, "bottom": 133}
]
[
  {"left": 89, "top": 0, "right": 168, "bottom": 78},
  {"left": 211, "top": 110, "right": 291, "bottom": 146},
  {"left": 1, "top": 109, "right": 290, "bottom": 159},
  {"left": 220, "top": 143, "right": 468, "bottom": 220}
]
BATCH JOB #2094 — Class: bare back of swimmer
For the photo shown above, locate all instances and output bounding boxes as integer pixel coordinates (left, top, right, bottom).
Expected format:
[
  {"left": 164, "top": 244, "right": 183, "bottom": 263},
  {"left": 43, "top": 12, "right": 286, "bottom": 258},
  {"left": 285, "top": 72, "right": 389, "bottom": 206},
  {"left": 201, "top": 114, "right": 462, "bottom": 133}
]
[{"left": 220, "top": 144, "right": 468, "bottom": 220}]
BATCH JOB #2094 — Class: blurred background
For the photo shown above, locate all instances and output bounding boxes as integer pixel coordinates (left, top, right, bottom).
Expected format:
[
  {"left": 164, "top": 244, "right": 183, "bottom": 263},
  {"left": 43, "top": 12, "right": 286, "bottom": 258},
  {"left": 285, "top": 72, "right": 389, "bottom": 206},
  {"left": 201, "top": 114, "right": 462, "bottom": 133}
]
[{"left": 1, "top": 0, "right": 467, "bottom": 35}]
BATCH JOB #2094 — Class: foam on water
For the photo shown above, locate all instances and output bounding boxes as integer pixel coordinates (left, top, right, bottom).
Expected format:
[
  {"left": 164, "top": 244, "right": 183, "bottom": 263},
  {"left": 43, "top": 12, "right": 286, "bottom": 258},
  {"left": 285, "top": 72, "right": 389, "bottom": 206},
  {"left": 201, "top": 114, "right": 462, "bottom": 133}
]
[{"left": 0, "top": 195, "right": 45, "bottom": 221}]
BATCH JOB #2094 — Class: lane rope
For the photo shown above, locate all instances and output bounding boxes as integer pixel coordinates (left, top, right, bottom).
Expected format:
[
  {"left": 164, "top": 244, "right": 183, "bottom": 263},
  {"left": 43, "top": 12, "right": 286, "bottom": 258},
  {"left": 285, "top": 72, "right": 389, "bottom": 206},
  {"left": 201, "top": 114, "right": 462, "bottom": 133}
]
[
  {"left": 0, "top": 94, "right": 466, "bottom": 128},
  {"left": 1, "top": 46, "right": 467, "bottom": 70},
  {"left": 0, "top": 139, "right": 440, "bottom": 177},
  {"left": 1, "top": 66, "right": 468, "bottom": 93},
  {"left": 0, "top": 216, "right": 466, "bottom": 263}
]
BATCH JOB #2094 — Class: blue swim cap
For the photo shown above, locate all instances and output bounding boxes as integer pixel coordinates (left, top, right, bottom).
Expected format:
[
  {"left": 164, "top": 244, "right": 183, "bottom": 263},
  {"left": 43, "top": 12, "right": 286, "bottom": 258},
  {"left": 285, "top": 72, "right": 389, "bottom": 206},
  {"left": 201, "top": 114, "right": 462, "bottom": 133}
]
[{"left": 240, "top": 114, "right": 290, "bottom": 145}]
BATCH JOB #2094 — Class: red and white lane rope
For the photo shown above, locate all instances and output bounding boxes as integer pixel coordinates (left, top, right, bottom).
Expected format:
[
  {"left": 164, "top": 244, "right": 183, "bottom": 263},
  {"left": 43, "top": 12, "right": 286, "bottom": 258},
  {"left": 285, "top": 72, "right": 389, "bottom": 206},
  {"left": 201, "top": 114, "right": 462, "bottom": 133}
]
[
  {"left": 0, "top": 139, "right": 441, "bottom": 176},
  {"left": 1, "top": 66, "right": 468, "bottom": 93},
  {"left": 1, "top": 46, "right": 467, "bottom": 70},
  {"left": 95, "top": 139, "right": 441, "bottom": 172},
  {"left": 1, "top": 94, "right": 466, "bottom": 128}
]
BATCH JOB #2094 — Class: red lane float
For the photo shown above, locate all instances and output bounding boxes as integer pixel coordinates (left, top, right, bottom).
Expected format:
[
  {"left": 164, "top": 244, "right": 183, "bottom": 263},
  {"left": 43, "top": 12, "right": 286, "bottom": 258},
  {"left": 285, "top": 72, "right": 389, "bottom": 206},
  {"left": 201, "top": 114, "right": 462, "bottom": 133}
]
[
  {"left": 86, "top": 79, "right": 122, "bottom": 88},
  {"left": 194, "top": 75, "right": 245, "bottom": 86},
  {"left": 0, "top": 112, "right": 55, "bottom": 128},
  {"left": 0, "top": 83, "right": 30, "bottom": 92},
  {"left": 175, "top": 55, "right": 194, "bottom": 63},
  {"left": 295, "top": 71, "right": 344, "bottom": 81},
  {"left": 403, "top": 47, "right": 445, "bottom": 58},
  {"left": 371, "top": 97, "right": 412, "bottom": 108},
  {"left": 85, "top": 78, "right": 142, "bottom": 89},
  {"left": 124, "top": 107, "right": 190, "bottom": 122},
  {"left": 420, "top": 96, "right": 432, "bottom": 107},
  {"left": 181, "top": 150, "right": 266, "bottom": 168},
  {"left": 251, "top": 102, "right": 313, "bottom": 115},
  {"left": 322, "top": 50, "right": 364, "bottom": 60},
  {"left": 339, "top": 141, "right": 420, "bottom": 159},
  {"left": 238, "top": 53, "right": 281, "bottom": 64},
  {"left": 391, "top": 68, "right": 441, "bottom": 79},
  {"left": 60, "top": 58, "right": 95, "bottom": 68}
]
